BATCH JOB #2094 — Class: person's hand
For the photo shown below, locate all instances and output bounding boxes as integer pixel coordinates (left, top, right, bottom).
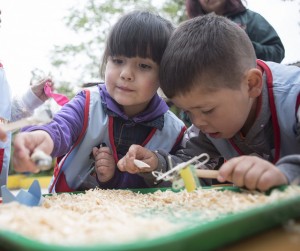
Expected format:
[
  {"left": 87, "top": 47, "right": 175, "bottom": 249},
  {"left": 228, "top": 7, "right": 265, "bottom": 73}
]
[
  {"left": 217, "top": 156, "right": 288, "bottom": 192},
  {"left": 31, "top": 78, "right": 54, "bottom": 102},
  {"left": 117, "top": 144, "right": 158, "bottom": 174},
  {"left": 12, "top": 130, "right": 54, "bottom": 173},
  {"left": 93, "top": 145, "right": 115, "bottom": 183},
  {"left": 0, "top": 127, "right": 7, "bottom": 142}
]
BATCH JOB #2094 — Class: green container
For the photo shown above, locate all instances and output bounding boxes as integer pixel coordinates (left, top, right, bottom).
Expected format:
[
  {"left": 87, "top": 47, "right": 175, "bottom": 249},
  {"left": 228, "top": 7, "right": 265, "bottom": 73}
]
[{"left": 0, "top": 186, "right": 300, "bottom": 251}]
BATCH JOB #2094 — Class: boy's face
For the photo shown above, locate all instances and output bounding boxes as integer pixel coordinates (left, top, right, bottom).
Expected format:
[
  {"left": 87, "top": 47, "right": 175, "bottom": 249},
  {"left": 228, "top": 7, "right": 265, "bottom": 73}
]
[{"left": 171, "top": 79, "right": 256, "bottom": 139}]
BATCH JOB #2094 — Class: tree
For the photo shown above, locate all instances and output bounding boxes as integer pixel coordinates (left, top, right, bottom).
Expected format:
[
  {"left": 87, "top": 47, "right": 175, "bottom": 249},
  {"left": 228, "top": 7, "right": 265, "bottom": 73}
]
[{"left": 49, "top": 0, "right": 187, "bottom": 91}]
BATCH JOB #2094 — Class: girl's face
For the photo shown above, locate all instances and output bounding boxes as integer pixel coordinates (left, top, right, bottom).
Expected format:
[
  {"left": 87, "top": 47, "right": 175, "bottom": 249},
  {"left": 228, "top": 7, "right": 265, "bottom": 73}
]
[
  {"left": 198, "top": 0, "right": 227, "bottom": 15},
  {"left": 105, "top": 55, "right": 159, "bottom": 117}
]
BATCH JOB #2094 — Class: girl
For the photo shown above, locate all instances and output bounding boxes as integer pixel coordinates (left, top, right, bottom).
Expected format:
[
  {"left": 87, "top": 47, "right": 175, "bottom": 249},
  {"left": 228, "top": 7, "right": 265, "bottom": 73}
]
[
  {"left": 185, "top": 0, "right": 285, "bottom": 63},
  {"left": 12, "top": 10, "right": 186, "bottom": 193}
]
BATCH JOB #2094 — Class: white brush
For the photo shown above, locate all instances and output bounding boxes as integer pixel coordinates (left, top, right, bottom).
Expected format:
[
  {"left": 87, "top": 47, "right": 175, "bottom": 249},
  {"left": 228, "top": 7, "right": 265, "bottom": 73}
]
[{"left": 133, "top": 159, "right": 150, "bottom": 169}]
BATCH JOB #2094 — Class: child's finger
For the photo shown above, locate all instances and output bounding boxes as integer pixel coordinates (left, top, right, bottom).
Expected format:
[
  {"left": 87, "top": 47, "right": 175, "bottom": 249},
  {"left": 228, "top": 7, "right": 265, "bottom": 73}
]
[
  {"left": 0, "top": 127, "right": 7, "bottom": 141},
  {"left": 117, "top": 158, "right": 126, "bottom": 171},
  {"left": 92, "top": 147, "right": 99, "bottom": 157},
  {"left": 256, "top": 168, "right": 288, "bottom": 192},
  {"left": 13, "top": 141, "right": 39, "bottom": 173},
  {"left": 230, "top": 160, "right": 254, "bottom": 187},
  {"left": 95, "top": 158, "right": 112, "bottom": 168},
  {"left": 243, "top": 163, "right": 266, "bottom": 190},
  {"left": 118, "top": 154, "right": 138, "bottom": 173},
  {"left": 97, "top": 146, "right": 112, "bottom": 155},
  {"left": 217, "top": 157, "right": 241, "bottom": 182},
  {"left": 126, "top": 145, "right": 138, "bottom": 159}
]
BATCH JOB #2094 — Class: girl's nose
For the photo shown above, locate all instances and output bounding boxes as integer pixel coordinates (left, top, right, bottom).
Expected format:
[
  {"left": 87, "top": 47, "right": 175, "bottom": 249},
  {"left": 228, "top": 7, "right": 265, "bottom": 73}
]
[{"left": 120, "top": 67, "right": 134, "bottom": 81}]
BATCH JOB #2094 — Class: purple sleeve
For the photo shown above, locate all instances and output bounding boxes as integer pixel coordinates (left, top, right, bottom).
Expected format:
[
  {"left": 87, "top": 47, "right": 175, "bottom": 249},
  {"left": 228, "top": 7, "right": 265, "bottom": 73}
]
[{"left": 22, "top": 91, "right": 86, "bottom": 157}]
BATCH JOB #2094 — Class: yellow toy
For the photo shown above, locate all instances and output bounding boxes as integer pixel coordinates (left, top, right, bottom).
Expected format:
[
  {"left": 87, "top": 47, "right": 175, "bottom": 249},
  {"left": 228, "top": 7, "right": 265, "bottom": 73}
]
[{"left": 152, "top": 154, "right": 219, "bottom": 192}]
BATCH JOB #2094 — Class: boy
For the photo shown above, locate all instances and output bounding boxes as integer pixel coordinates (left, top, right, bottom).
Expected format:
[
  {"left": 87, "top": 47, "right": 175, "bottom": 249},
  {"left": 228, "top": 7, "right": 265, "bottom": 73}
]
[{"left": 118, "top": 14, "right": 300, "bottom": 192}]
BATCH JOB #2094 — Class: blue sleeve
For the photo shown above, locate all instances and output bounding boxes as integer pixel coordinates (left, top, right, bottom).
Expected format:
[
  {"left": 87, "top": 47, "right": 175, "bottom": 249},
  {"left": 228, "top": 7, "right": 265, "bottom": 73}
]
[{"left": 0, "top": 67, "right": 12, "bottom": 121}]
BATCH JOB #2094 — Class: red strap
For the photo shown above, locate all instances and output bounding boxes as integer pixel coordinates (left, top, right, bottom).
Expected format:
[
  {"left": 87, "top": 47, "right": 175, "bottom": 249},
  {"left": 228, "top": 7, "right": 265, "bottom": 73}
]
[
  {"left": 142, "top": 128, "right": 157, "bottom": 147},
  {"left": 0, "top": 63, "right": 3, "bottom": 68},
  {"left": 257, "top": 60, "right": 280, "bottom": 163},
  {"left": 172, "top": 126, "right": 187, "bottom": 152},
  {"left": 0, "top": 149, "right": 4, "bottom": 174},
  {"left": 50, "top": 89, "right": 91, "bottom": 192},
  {"left": 54, "top": 172, "right": 74, "bottom": 193},
  {"left": 296, "top": 93, "right": 300, "bottom": 118},
  {"left": 108, "top": 117, "right": 119, "bottom": 163},
  {"left": 108, "top": 116, "right": 174, "bottom": 162},
  {"left": 228, "top": 60, "right": 281, "bottom": 163}
]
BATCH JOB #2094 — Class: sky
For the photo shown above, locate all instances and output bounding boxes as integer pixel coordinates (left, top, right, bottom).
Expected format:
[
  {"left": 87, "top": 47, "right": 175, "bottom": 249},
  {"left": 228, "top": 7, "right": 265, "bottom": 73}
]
[{"left": 0, "top": 0, "right": 300, "bottom": 95}]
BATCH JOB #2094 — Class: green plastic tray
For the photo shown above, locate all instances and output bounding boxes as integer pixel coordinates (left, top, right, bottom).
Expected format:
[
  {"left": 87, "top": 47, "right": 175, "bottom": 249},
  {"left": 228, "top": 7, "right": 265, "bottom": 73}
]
[{"left": 0, "top": 186, "right": 300, "bottom": 251}]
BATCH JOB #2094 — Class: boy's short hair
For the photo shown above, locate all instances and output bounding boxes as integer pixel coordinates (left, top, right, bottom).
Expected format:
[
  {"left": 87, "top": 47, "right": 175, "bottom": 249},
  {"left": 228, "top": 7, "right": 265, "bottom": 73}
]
[
  {"left": 159, "top": 14, "right": 257, "bottom": 98},
  {"left": 100, "top": 10, "right": 174, "bottom": 77}
]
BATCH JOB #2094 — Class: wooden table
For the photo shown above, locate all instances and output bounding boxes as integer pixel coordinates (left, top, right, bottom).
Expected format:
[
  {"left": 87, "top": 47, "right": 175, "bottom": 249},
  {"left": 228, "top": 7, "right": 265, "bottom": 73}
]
[{"left": 221, "top": 220, "right": 300, "bottom": 251}]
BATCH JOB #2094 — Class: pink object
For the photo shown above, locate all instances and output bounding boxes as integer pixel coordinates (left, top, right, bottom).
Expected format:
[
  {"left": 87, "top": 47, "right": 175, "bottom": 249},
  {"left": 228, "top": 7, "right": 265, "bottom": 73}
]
[{"left": 44, "top": 82, "right": 69, "bottom": 106}]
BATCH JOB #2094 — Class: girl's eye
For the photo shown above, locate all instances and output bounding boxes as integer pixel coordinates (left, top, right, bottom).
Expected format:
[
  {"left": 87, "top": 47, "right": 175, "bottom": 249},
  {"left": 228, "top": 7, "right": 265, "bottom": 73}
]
[
  {"left": 112, "top": 58, "right": 123, "bottom": 64},
  {"left": 139, "top": 63, "right": 152, "bottom": 70}
]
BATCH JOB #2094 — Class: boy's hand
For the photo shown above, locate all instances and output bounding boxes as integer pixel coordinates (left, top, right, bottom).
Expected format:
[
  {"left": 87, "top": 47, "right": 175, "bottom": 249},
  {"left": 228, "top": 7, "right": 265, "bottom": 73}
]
[
  {"left": 93, "top": 146, "right": 115, "bottom": 183},
  {"left": 31, "top": 78, "right": 54, "bottom": 102},
  {"left": 217, "top": 156, "right": 288, "bottom": 192},
  {"left": 117, "top": 144, "right": 158, "bottom": 174},
  {"left": 12, "top": 130, "right": 54, "bottom": 173}
]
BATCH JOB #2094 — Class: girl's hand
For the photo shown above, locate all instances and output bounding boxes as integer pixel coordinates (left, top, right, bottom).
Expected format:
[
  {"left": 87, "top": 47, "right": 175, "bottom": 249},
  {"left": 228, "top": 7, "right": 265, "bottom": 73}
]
[
  {"left": 93, "top": 146, "right": 115, "bottom": 183},
  {"left": 31, "top": 78, "right": 54, "bottom": 102},
  {"left": 0, "top": 127, "right": 7, "bottom": 142},
  {"left": 12, "top": 130, "right": 54, "bottom": 173},
  {"left": 117, "top": 144, "right": 158, "bottom": 174},
  {"left": 217, "top": 155, "right": 288, "bottom": 191}
]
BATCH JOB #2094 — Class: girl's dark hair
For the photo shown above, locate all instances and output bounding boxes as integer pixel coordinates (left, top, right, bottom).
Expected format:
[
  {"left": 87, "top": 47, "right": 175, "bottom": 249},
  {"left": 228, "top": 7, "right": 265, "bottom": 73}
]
[
  {"left": 159, "top": 14, "right": 256, "bottom": 98},
  {"left": 186, "top": 0, "right": 246, "bottom": 18},
  {"left": 100, "top": 10, "right": 174, "bottom": 77}
]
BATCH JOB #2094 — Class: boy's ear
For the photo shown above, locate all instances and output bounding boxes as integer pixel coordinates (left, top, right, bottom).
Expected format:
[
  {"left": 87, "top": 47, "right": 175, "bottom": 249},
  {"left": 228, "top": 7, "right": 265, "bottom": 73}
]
[{"left": 246, "top": 68, "right": 263, "bottom": 98}]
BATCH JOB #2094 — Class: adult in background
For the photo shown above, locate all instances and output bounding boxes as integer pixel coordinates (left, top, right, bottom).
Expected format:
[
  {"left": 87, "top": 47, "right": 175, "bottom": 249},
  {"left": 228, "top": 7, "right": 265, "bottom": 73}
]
[{"left": 185, "top": 0, "right": 285, "bottom": 63}]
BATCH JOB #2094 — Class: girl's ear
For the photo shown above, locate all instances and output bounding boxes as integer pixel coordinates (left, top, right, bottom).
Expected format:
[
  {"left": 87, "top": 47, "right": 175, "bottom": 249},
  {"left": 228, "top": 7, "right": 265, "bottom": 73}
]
[{"left": 246, "top": 68, "right": 263, "bottom": 98}]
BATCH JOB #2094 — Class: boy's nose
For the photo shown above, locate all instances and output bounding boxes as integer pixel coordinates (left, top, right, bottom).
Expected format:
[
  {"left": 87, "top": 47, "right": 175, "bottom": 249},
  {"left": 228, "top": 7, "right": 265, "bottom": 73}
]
[{"left": 192, "top": 115, "right": 207, "bottom": 128}]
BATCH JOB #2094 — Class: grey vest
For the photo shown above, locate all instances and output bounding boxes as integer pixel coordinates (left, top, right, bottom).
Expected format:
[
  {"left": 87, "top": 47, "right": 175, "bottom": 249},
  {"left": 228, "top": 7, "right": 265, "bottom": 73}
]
[
  {"left": 50, "top": 87, "right": 185, "bottom": 192},
  {"left": 208, "top": 60, "right": 300, "bottom": 162}
]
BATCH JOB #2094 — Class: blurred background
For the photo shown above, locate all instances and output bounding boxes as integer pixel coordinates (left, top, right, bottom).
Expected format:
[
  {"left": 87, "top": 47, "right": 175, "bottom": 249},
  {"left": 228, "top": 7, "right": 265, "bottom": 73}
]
[
  {"left": 1, "top": 0, "right": 300, "bottom": 98},
  {"left": 1, "top": 0, "right": 300, "bottom": 188}
]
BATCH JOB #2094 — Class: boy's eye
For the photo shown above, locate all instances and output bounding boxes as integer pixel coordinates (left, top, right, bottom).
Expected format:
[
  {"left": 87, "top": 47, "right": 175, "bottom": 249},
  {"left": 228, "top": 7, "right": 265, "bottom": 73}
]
[{"left": 202, "top": 109, "right": 214, "bottom": 115}]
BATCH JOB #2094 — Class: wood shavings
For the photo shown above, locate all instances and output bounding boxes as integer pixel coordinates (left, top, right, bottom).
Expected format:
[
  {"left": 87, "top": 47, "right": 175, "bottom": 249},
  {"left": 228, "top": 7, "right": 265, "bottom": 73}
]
[{"left": 0, "top": 186, "right": 300, "bottom": 246}]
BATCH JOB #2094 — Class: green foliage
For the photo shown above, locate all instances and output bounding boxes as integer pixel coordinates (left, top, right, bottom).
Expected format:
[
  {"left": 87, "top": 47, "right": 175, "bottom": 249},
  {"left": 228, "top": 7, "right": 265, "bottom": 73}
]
[
  {"left": 161, "top": 0, "right": 187, "bottom": 23},
  {"left": 50, "top": 0, "right": 187, "bottom": 88}
]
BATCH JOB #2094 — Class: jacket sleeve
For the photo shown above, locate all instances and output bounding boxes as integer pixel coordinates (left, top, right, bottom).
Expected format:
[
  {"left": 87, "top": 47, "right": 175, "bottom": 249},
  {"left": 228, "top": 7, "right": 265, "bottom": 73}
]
[
  {"left": 276, "top": 105, "right": 300, "bottom": 183},
  {"left": 246, "top": 11, "right": 285, "bottom": 63},
  {"left": 232, "top": 10, "right": 285, "bottom": 63},
  {"left": 11, "top": 88, "right": 44, "bottom": 122}
]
